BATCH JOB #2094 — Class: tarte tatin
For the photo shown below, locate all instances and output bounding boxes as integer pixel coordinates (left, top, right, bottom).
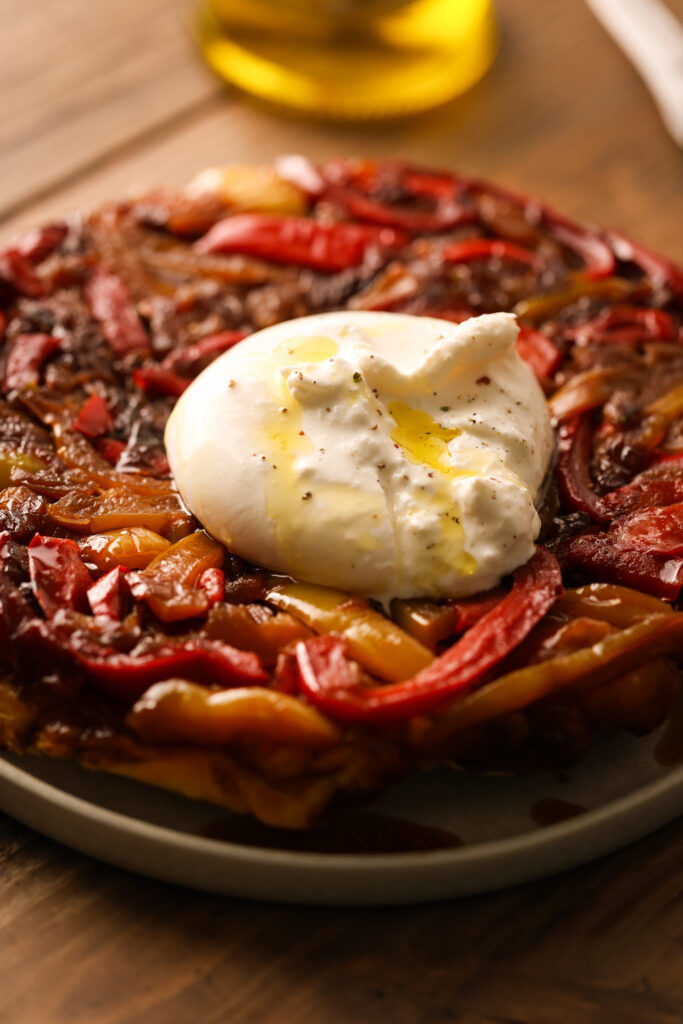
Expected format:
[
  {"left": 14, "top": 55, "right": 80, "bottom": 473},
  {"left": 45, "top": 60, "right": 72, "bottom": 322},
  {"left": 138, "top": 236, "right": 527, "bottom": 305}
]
[{"left": 1, "top": 157, "right": 682, "bottom": 828}]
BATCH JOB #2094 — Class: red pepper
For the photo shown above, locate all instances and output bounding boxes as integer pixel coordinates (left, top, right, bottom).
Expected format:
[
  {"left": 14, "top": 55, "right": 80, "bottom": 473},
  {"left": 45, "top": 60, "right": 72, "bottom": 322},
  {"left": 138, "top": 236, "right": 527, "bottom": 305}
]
[
  {"left": 566, "top": 531, "right": 683, "bottom": 601},
  {"left": 195, "top": 214, "right": 408, "bottom": 273},
  {"left": 545, "top": 216, "right": 616, "bottom": 280},
  {"left": 75, "top": 638, "right": 267, "bottom": 703},
  {"left": 516, "top": 325, "right": 562, "bottom": 377},
  {"left": 197, "top": 567, "right": 225, "bottom": 607},
  {"left": 85, "top": 267, "right": 149, "bottom": 356},
  {"left": 442, "top": 238, "right": 540, "bottom": 268},
  {"left": 570, "top": 306, "right": 677, "bottom": 346},
  {"left": 610, "top": 231, "right": 683, "bottom": 300},
  {"left": 0, "top": 311, "right": 6, "bottom": 341},
  {"left": 3, "top": 333, "right": 61, "bottom": 390},
  {"left": 401, "top": 168, "right": 461, "bottom": 201},
  {"left": 295, "top": 548, "right": 563, "bottom": 723},
  {"left": 601, "top": 467, "right": 683, "bottom": 516},
  {"left": 320, "top": 158, "right": 476, "bottom": 232},
  {"left": 72, "top": 394, "right": 114, "bottom": 438},
  {"left": 28, "top": 534, "right": 92, "bottom": 618},
  {"left": 451, "top": 589, "right": 507, "bottom": 634},
  {"left": 327, "top": 183, "right": 476, "bottom": 233},
  {"left": 0, "top": 249, "right": 46, "bottom": 297},
  {"left": 132, "top": 366, "right": 190, "bottom": 398},
  {"left": 95, "top": 437, "right": 126, "bottom": 465},
  {"left": 556, "top": 415, "right": 609, "bottom": 521},
  {"left": 611, "top": 502, "right": 683, "bottom": 556},
  {"left": 161, "top": 330, "right": 247, "bottom": 374},
  {"left": 87, "top": 566, "right": 130, "bottom": 620},
  {"left": 12, "top": 224, "right": 68, "bottom": 264}
]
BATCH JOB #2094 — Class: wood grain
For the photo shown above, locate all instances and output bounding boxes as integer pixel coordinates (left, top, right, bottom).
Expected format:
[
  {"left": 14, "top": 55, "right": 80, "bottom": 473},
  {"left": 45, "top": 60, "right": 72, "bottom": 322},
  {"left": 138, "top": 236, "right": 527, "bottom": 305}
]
[
  {"left": 2, "top": 0, "right": 683, "bottom": 1021},
  {"left": 3, "top": 811, "right": 683, "bottom": 1024}
]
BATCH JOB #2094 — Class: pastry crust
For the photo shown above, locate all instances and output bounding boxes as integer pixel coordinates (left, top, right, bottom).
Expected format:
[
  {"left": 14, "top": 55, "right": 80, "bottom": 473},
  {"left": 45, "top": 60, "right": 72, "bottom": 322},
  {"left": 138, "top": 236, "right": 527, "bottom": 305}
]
[{"left": 1, "top": 159, "right": 682, "bottom": 827}]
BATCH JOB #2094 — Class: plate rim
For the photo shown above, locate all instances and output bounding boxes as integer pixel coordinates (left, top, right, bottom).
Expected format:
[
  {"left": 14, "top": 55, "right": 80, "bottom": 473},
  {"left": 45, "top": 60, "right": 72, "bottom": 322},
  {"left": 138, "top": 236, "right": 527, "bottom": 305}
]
[{"left": 2, "top": 751, "right": 683, "bottom": 881}]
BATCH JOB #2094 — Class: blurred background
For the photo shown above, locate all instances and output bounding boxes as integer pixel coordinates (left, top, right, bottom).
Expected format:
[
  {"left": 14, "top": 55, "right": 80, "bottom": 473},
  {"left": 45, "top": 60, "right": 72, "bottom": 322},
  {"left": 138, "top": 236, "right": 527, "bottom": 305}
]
[{"left": 0, "top": 0, "right": 681, "bottom": 260}]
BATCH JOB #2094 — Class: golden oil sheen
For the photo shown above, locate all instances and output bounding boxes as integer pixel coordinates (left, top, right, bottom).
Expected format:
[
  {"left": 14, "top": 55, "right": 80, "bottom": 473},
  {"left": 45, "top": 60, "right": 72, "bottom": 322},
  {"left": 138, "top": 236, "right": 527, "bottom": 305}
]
[{"left": 197, "top": 0, "right": 496, "bottom": 119}]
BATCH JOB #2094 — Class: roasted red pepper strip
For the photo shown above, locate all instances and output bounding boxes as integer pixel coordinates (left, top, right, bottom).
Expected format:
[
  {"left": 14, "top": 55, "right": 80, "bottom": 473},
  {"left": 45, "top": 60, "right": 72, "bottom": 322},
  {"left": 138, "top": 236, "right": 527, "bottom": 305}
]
[
  {"left": 75, "top": 638, "right": 267, "bottom": 703},
  {"left": 516, "top": 325, "right": 562, "bottom": 377},
  {"left": 545, "top": 216, "right": 616, "bottom": 280},
  {"left": 95, "top": 437, "right": 126, "bottom": 465},
  {"left": 565, "top": 531, "right": 683, "bottom": 601},
  {"left": 85, "top": 266, "right": 149, "bottom": 356},
  {"left": 132, "top": 366, "right": 190, "bottom": 398},
  {"left": 72, "top": 394, "right": 114, "bottom": 438},
  {"left": 3, "top": 333, "right": 61, "bottom": 390},
  {"left": 451, "top": 589, "right": 506, "bottom": 634},
  {"left": 195, "top": 214, "right": 408, "bottom": 273},
  {"left": 295, "top": 548, "right": 563, "bottom": 723},
  {"left": 86, "top": 566, "right": 130, "bottom": 620},
  {"left": 601, "top": 464, "right": 683, "bottom": 516},
  {"left": 197, "top": 567, "right": 226, "bottom": 607},
  {"left": 570, "top": 306, "right": 677, "bottom": 346},
  {"left": 442, "top": 239, "right": 540, "bottom": 268},
  {"left": 161, "top": 330, "right": 247, "bottom": 374},
  {"left": 28, "top": 534, "right": 92, "bottom": 618},
  {"left": 325, "top": 183, "right": 475, "bottom": 233},
  {"left": 0, "top": 249, "right": 46, "bottom": 297},
  {"left": 320, "top": 158, "right": 476, "bottom": 232},
  {"left": 12, "top": 224, "right": 67, "bottom": 264},
  {"left": 556, "top": 415, "right": 609, "bottom": 521},
  {"left": 610, "top": 231, "right": 683, "bottom": 300},
  {"left": 611, "top": 503, "right": 683, "bottom": 555}
]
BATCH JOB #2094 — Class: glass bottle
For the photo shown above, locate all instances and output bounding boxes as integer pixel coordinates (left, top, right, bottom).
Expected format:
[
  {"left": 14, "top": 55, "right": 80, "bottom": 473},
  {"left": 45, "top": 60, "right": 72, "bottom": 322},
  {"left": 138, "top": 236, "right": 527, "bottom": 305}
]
[{"left": 197, "top": 0, "right": 497, "bottom": 119}]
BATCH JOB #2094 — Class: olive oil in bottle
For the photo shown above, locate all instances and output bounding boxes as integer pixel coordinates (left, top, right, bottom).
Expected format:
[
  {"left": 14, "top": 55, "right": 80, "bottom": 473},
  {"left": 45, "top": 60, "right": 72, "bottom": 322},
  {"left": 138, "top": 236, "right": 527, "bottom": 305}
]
[{"left": 197, "top": 0, "right": 496, "bottom": 119}]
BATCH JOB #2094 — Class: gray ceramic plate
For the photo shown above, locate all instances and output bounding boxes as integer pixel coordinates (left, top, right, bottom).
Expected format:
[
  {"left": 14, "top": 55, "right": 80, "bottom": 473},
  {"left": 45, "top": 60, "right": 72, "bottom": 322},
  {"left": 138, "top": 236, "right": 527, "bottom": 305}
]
[{"left": 1, "top": 711, "right": 683, "bottom": 905}]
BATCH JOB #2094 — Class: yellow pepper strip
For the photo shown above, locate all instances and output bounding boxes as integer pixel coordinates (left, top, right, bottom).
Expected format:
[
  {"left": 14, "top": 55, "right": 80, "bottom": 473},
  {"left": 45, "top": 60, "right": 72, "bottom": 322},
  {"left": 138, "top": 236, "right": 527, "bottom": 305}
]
[
  {"left": 142, "top": 529, "right": 223, "bottom": 580},
  {"left": 188, "top": 165, "right": 307, "bottom": 216},
  {"left": 205, "top": 603, "right": 313, "bottom": 667},
  {"left": 420, "top": 613, "right": 683, "bottom": 748},
  {"left": 555, "top": 583, "right": 675, "bottom": 628},
  {"left": 547, "top": 367, "right": 636, "bottom": 423},
  {"left": 513, "top": 277, "right": 645, "bottom": 322},
  {"left": 390, "top": 598, "right": 456, "bottom": 650},
  {"left": 645, "top": 381, "right": 683, "bottom": 424},
  {"left": 127, "top": 680, "right": 341, "bottom": 750},
  {"left": 79, "top": 527, "right": 171, "bottom": 571},
  {"left": 267, "top": 582, "right": 434, "bottom": 682},
  {"left": 0, "top": 450, "right": 47, "bottom": 488},
  {"left": 129, "top": 530, "right": 224, "bottom": 622}
]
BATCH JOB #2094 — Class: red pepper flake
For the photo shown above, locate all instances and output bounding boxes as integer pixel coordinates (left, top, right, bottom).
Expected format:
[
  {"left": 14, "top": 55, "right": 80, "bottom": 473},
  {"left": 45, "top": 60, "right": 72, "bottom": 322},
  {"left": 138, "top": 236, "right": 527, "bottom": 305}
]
[
  {"left": 476, "top": 375, "right": 491, "bottom": 386},
  {"left": 73, "top": 394, "right": 114, "bottom": 438},
  {"left": 28, "top": 534, "right": 92, "bottom": 618},
  {"left": 3, "top": 333, "right": 61, "bottom": 390},
  {"left": 85, "top": 266, "right": 149, "bottom": 356}
]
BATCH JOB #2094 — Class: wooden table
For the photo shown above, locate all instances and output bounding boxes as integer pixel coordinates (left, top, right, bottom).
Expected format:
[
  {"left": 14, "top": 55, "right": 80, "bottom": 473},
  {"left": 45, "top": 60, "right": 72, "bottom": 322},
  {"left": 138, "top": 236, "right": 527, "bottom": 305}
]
[{"left": 2, "top": 1, "right": 683, "bottom": 1020}]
